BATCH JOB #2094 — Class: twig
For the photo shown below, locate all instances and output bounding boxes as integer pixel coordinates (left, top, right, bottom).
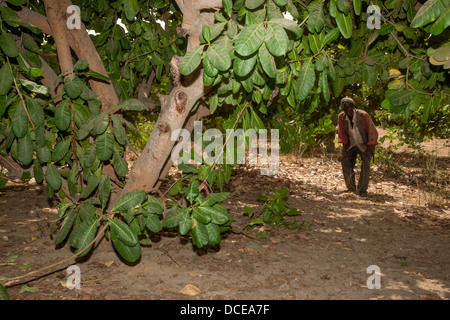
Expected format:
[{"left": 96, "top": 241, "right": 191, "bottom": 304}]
[
  {"left": 198, "top": 102, "right": 250, "bottom": 192},
  {"left": 9, "top": 62, "right": 35, "bottom": 131},
  {"left": 81, "top": 274, "right": 112, "bottom": 284},
  {"left": 0, "top": 217, "right": 111, "bottom": 286}
]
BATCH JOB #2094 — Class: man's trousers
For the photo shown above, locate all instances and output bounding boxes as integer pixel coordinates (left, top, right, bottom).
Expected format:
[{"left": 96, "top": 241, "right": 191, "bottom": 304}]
[{"left": 341, "top": 146, "right": 371, "bottom": 193}]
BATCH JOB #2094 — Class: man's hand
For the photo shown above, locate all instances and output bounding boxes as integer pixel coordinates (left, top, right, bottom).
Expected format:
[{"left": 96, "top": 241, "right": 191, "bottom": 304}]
[
  {"left": 364, "top": 145, "right": 375, "bottom": 160},
  {"left": 339, "top": 144, "right": 349, "bottom": 161}
]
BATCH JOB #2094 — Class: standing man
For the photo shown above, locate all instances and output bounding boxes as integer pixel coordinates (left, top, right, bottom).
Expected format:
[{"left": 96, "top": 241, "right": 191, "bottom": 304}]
[{"left": 337, "top": 97, "right": 378, "bottom": 196}]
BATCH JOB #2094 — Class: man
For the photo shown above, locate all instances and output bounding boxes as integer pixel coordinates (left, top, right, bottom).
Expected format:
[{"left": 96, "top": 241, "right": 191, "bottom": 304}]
[{"left": 337, "top": 97, "right": 378, "bottom": 196}]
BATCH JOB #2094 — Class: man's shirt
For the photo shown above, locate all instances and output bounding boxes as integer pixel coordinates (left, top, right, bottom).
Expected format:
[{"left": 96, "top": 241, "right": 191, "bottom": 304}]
[{"left": 338, "top": 109, "right": 379, "bottom": 149}]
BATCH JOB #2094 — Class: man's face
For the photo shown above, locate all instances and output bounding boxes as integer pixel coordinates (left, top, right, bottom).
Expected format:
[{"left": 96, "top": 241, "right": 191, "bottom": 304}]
[{"left": 342, "top": 102, "right": 354, "bottom": 118}]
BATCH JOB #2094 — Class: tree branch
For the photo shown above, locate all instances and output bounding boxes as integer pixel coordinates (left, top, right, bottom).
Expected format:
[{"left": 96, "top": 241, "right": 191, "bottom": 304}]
[{"left": 43, "top": 0, "right": 74, "bottom": 79}]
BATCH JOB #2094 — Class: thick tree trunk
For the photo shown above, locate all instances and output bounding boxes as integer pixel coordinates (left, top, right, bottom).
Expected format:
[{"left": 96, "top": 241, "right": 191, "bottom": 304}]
[{"left": 114, "top": 0, "right": 221, "bottom": 202}]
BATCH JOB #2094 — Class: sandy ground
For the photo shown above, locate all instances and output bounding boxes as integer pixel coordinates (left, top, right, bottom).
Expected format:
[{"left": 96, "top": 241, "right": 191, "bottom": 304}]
[{"left": 0, "top": 133, "right": 449, "bottom": 300}]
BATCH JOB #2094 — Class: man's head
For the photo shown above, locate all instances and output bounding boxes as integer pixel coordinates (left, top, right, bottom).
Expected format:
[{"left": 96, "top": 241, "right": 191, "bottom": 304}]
[{"left": 341, "top": 97, "right": 355, "bottom": 118}]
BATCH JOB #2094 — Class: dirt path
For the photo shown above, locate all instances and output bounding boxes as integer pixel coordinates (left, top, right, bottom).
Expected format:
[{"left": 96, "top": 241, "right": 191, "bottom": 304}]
[{"left": 0, "top": 146, "right": 449, "bottom": 300}]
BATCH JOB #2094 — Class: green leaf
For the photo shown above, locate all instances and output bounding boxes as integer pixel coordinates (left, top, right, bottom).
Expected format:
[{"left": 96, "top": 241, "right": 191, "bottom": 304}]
[
  {"left": 322, "top": 28, "right": 340, "bottom": 47},
  {"left": 19, "top": 285, "right": 38, "bottom": 293},
  {"left": 84, "top": 70, "right": 110, "bottom": 81},
  {"left": 64, "top": 77, "right": 83, "bottom": 99},
  {"left": 0, "top": 284, "right": 10, "bottom": 300},
  {"left": 83, "top": 144, "right": 97, "bottom": 168},
  {"left": 51, "top": 138, "right": 71, "bottom": 162},
  {"left": 162, "top": 207, "right": 184, "bottom": 228},
  {"left": 73, "top": 218, "right": 98, "bottom": 257},
  {"left": 258, "top": 44, "right": 277, "bottom": 78},
  {"left": 74, "top": 59, "right": 90, "bottom": 71},
  {"left": 251, "top": 107, "right": 265, "bottom": 130},
  {"left": 190, "top": 220, "right": 209, "bottom": 248},
  {"left": 429, "top": 7, "right": 450, "bottom": 35},
  {"left": 113, "top": 190, "right": 146, "bottom": 212},
  {"left": 389, "top": 90, "right": 413, "bottom": 106},
  {"left": 265, "top": 21, "right": 289, "bottom": 57},
  {"left": 92, "top": 110, "right": 109, "bottom": 135},
  {"left": 353, "top": 0, "right": 362, "bottom": 15},
  {"left": 106, "top": 38, "right": 120, "bottom": 61},
  {"left": 111, "top": 232, "right": 141, "bottom": 262},
  {"left": 113, "top": 149, "right": 128, "bottom": 177},
  {"left": 205, "top": 223, "right": 221, "bottom": 245},
  {"left": 319, "top": 69, "right": 330, "bottom": 103},
  {"left": 45, "top": 163, "right": 62, "bottom": 191},
  {"left": 197, "top": 204, "right": 230, "bottom": 225},
  {"left": 206, "top": 44, "right": 232, "bottom": 71},
  {"left": 233, "top": 53, "right": 257, "bottom": 77},
  {"left": 55, "top": 100, "right": 71, "bottom": 131},
  {"left": 20, "top": 79, "right": 49, "bottom": 95},
  {"left": 335, "top": 11, "right": 352, "bottom": 39},
  {"left": 115, "top": 98, "right": 148, "bottom": 111},
  {"left": 12, "top": 103, "right": 28, "bottom": 138},
  {"left": 108, "top": 218, "right": 138, "bottom": 246},
  {"left": 235, "top": 23, "right": 265, "bottom": 56},
  {"left": 410, "top": 0, "right": 446, "bottom": 29},
  {"left": 309, "top": 33, "right": 323, "bottom": 55},
  {"left": 203, "top": 57, "right": 218, "bottom": 78},
  {"left": 55, "top": 209, "right": 75, "bottom": 245},
  {"left": 33, "top": 161, "right": 44, "bottom": 183},
  {"left": 145, "top": 214, "right": 162, "bottom": 233},
  {"left": 246, "top": 0, "right": 265, "bottom": 10},
  {"left": 179, "top": 208, "right": 191, "bottom": 235},
  {"left": 123, "top": 0, "right": 139, "bottom": 21},
  {"left": 179, "top": 45, "right": 204, "bottom": 76},
  {"left": 193, "top": 207, "right": 212, "bottom": 224},
  {"left": 201, "top": 192, "right": 230, "bottom": 207},
  {"left": 0, "top": 63, "right": 14, "bottom": 95},
  {"left": 99, "top": 174, "right": 111, "bottom": 210},
  {"left": 295, "top": 60, "right": 315, "bottom": 101},
  {"left": 210, "top": 21, "right": 227, "bottom": 41},
  {"left": 95, "top": 128, "right": 114, "bottom": 161},
  {"left": 0, "top": 95, "right": 6, "bottom": 117},
  {"left": 17, "top": 134, "right": 33, "bottom": 166},
  {"left": 79, "top": 174, "right": 101, "bottom": 199},
  {"left": 185, "top": 178, "right": 199, "bottom": 203},
  {"left": 223, "top": 0, "right": 233, "bottom": 17},
  {"left": 0, "top": 31, "right": 19, "bottom": 57},
  {"left": 202, "top": 25, "right": 211, "bottom": 43},
  {"left": 76, "top": 118, "right": 94, "bottom": 140},
  {"left": 307, "top": 0, "right": 326, "bottom": 33},
  {"left": 79, "top": 202, "right": 96, "bottom": 221},
  {"left": 111, "top": 114, "right": 126, "bottom": 145}
]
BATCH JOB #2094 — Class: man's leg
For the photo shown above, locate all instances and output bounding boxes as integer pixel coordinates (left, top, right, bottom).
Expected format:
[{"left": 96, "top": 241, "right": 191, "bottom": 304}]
[
  {"left": 357, "top": 150, "right": 371, "bottom": 195},
  {"left": 341, "top": 147, "right": 358, "bottom": 192}
]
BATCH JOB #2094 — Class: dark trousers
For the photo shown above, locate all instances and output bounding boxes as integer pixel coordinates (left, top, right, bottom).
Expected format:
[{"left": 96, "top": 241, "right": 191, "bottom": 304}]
[{"left": 341, "top": 146, "right": 371, "bottom": 193}]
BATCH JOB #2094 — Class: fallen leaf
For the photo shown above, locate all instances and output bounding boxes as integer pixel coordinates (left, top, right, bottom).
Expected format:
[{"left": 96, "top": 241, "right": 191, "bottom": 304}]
[
  {"left": 19, "top": 285, "right": 39, "bottom": 294},
  {"left": 179, "top": 284, "right": 201, "bottom": 296},
  {"left": 104, "top": 260, "right": 115, "bottom": 267}
]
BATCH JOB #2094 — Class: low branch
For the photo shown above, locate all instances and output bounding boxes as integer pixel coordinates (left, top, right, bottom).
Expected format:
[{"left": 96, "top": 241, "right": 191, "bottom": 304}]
[{"left": 43, "top": 0, "right": 74, "bottom": 79}]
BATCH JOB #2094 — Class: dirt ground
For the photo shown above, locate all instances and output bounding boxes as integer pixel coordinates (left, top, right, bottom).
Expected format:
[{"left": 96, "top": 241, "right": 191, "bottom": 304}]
[{"left": 0, "top": 134, "right": 449, "bottom": 300}]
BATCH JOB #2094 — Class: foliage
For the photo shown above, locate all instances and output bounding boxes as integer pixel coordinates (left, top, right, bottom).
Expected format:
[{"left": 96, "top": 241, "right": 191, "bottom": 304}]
[{"left": 243, "top": 185, "right": 302, "bottom": 234}]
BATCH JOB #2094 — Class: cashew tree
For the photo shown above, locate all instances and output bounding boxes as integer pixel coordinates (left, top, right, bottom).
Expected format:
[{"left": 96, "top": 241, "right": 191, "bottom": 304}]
[{"left": 0, "top": 0, "right": 448, "bottom": 265}]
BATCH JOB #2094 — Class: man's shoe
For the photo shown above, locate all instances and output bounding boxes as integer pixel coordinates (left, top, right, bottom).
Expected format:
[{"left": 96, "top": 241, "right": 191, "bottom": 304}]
[{"left": 358, "top": 191, "right": 369, "bottom": 197}]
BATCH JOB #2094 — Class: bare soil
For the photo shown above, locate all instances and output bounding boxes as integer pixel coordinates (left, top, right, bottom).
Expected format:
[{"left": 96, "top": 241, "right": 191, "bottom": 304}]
[{"left": 1, "top": 135, "right": 449, "bottom": 300}]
